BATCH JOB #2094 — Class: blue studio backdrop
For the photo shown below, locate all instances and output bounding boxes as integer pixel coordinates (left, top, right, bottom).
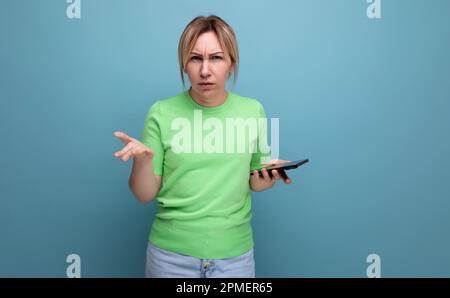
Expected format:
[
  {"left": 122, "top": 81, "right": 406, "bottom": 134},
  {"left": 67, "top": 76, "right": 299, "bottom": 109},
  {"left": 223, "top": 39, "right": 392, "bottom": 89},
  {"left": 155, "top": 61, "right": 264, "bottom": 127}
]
[{"left": 1, "top": 0, "right": 450, "bottom": 277}]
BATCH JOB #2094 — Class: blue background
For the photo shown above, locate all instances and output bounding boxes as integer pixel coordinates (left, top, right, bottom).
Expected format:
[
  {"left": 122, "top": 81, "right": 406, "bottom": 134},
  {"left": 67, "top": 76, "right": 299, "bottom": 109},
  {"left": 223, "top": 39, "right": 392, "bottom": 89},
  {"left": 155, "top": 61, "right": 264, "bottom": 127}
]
[{"left": 1, "top": 0, "right": 449, "bottom": 277}]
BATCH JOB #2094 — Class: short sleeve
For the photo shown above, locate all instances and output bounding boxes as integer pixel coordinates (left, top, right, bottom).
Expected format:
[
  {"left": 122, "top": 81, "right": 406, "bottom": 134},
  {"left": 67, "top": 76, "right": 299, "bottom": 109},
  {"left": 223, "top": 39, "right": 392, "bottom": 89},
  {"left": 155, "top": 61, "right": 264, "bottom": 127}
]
[
  {"left": 250, "top": 103, "right": 271, "bottom": 171},
  {"left": 141, "top": 101, "right": 164, "bottom": 175}
]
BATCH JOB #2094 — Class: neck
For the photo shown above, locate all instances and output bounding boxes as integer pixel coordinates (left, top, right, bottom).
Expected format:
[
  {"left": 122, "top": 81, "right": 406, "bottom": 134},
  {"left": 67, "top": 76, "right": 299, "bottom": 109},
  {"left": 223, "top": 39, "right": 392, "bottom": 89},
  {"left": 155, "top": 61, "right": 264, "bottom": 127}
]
[{"left": 189, "top": 87, "right": 228, "bottom": 107}]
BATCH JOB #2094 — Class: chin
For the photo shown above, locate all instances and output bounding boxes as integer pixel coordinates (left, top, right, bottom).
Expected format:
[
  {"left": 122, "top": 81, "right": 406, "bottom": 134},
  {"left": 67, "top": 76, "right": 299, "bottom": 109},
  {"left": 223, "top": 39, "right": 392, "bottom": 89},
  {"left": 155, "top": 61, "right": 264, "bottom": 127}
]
[{"left": 195, "top": 87, "right": 216, "bottom": 94}]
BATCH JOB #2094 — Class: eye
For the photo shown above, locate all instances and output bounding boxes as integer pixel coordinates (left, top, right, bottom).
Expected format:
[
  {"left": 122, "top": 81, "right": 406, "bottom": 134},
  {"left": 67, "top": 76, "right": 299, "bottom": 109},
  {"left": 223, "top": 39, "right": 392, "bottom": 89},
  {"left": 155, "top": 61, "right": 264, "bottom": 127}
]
[
  {"left": 211, "top": 55, "right": 223, "bottom": 60},
  {"left": 190, "top": 56, "right": 202, "bottom": 61}
]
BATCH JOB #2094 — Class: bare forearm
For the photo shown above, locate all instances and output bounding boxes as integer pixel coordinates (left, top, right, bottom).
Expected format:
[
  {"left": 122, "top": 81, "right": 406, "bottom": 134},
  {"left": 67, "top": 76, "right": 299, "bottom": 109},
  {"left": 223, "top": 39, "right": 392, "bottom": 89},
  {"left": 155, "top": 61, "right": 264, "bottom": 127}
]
[{"left": 129, "top": 157, "right": 159, "bottom": 203}]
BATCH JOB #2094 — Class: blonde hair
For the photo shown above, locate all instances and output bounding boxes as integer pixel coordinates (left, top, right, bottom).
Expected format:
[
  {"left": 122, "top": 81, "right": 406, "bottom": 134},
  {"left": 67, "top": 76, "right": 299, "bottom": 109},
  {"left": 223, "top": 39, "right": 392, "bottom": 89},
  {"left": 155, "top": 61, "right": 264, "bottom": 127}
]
[{"left": 178, "top": 15, "right": 239, "bottom": 89}]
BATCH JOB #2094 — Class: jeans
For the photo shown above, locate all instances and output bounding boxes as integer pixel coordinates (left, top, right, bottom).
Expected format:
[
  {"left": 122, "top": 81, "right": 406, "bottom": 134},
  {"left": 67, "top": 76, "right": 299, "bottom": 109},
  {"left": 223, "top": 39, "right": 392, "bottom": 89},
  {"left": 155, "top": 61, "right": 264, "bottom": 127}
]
[{"left": 145, "top": 241, "right": 255, "bottom": 278}]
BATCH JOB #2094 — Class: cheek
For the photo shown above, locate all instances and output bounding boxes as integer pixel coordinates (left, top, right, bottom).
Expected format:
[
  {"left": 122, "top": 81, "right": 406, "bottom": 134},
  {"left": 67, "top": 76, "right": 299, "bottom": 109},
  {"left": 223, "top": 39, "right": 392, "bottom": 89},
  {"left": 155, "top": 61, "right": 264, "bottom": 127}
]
[
  {"left": 185, "top": 65, "right": 199, "bottom": 79},
  {"left": 215, "top": 64, "right": 231, "bottom": 79}
]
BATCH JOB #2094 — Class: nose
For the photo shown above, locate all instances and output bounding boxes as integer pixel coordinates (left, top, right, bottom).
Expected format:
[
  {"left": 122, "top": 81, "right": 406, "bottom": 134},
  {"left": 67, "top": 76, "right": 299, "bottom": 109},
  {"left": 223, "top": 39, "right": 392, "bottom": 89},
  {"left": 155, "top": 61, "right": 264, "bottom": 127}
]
[{"left": 200, "top": 60, "right": 211, "bottom": 79}]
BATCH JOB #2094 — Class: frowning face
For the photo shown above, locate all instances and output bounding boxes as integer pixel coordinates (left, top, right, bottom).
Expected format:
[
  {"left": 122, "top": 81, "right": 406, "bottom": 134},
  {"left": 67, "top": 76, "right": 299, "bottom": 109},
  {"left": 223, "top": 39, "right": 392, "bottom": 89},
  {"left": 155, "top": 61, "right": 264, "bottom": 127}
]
[{"left": 185, "top": 31, "right": 234, "bottom": 102}]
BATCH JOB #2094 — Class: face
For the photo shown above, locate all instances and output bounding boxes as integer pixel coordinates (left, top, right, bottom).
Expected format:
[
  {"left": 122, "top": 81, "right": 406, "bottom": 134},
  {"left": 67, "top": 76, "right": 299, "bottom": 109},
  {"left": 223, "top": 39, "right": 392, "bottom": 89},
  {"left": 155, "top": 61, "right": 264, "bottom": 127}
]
[{"left": 185, "top": 31, "right": 234, "bottom": 100}]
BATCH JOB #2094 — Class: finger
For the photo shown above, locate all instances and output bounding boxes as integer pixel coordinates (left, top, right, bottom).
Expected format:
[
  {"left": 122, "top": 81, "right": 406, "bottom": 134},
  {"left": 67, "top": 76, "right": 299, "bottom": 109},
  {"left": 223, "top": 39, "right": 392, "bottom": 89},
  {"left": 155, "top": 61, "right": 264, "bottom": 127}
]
[
  {"left": 261, "top": 168, "right": 273, "bottom": 181},
  {"left": 270, "top": 159, "right": 291, "bottom": 163},
  {"left": 262, "top": 159, "right": 279, "bottom": 166},
  {"left": 122, "top": 147, "right": 135, "bottom": 162},
  {"left": 114, "top": 131, "right": 134, "bottom": 144},
  {"left": 279, "top": 170, "right": 292, "bottom": 184},
  {"left": 114, "top": 142, "right": 134, "bottom": 157},
  {"left": 119, "top": 145, "right": 136, "bottom": 161},
  {"left": 261, "top": 159, "right": 278, "bottom": 166},
  {"left": 272, "top": 170, "right": 282, "bottom": 180},
  {"left": 275, "top": 160, "right": 291, "bottom": 166},
  {"left": 259, "top": 170, "right": 266, "bottom": 179},
  {"left": 262, "top": 159, "right": 291, "bottom": 166},
  {"left": 278, "top": 159, "right": 291, "bottom": 164},
  {"left": 114, "top": 143, "right": 133, "bottom": 157}
]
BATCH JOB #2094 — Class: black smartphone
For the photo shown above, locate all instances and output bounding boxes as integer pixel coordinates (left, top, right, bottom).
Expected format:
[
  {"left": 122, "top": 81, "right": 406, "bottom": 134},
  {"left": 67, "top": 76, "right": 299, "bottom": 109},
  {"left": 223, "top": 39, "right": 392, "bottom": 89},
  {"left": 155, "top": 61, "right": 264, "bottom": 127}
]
[{"left": 250, "top": 159, "right": 309, "bottom": 178}]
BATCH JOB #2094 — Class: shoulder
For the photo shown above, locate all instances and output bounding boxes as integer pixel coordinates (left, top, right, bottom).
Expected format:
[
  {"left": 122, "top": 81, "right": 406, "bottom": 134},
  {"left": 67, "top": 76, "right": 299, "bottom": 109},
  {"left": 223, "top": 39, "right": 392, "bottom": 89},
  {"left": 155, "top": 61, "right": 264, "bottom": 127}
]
[
  {"left": 145, "top": 92, "right": 186, "bottom": 115},
  {"left": 233, "top": 93, "right": 264, "bottom": 109},
  {"left": 157, "top": 92, "right": 186, "bottom": 107},
  {"left": 232, "top": 92, "right": 266, "bottom": 115}
]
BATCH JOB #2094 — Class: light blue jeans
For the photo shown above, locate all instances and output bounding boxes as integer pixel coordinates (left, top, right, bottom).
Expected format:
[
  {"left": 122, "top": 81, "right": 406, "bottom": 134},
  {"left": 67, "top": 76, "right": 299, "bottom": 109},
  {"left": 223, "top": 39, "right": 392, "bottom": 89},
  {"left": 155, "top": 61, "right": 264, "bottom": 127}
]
[{"left": 145, "top": 241, "right": 256, "bottom": 278}]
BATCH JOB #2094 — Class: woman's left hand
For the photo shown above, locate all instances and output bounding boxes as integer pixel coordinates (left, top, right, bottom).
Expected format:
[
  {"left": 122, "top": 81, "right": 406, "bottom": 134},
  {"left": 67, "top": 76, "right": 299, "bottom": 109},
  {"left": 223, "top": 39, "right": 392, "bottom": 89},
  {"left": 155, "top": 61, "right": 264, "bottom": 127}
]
[{"left": 249, "top": 159, "right": 292, "bottom": 192}]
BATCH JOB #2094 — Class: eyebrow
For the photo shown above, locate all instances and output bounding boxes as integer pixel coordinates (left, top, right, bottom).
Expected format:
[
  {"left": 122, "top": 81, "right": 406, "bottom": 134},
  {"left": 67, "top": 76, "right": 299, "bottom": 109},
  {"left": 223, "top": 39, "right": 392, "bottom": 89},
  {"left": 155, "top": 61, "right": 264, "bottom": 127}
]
[{"left": 190, "top": 51, "right": 224, "bottom": 56}]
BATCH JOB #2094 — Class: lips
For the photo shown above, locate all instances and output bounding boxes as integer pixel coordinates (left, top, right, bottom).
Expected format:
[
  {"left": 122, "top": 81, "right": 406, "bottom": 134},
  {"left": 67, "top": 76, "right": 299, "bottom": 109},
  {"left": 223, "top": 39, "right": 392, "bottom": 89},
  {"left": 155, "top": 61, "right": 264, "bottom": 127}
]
[{"left": 199, "top": 82, "right": 214, "bottom": 85}]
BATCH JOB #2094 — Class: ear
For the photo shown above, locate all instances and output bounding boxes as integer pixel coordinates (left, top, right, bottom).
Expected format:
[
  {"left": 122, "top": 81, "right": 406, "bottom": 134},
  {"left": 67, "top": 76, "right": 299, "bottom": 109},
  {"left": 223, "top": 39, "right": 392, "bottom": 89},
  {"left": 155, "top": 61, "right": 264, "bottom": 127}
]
[{"left": 228, "top": 64, "right": 235, "bottom": 77}]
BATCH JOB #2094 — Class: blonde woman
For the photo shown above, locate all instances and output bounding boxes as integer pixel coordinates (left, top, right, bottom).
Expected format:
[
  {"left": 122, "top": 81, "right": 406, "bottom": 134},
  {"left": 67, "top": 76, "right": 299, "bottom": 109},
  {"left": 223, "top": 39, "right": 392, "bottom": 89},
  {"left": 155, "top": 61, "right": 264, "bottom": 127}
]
[{"left": 114, "top": 15, "right": 293, "bottom": 278}]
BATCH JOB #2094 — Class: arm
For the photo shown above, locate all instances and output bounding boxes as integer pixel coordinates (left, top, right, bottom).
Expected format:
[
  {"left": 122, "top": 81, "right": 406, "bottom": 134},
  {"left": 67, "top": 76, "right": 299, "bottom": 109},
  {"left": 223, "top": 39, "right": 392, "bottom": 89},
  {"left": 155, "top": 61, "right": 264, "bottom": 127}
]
[
  {"left": 113, "top": 130, "right": 163, "bottom": 204},
  {"left": 129, "top": 156, "right": 162, "bottom": 203}
]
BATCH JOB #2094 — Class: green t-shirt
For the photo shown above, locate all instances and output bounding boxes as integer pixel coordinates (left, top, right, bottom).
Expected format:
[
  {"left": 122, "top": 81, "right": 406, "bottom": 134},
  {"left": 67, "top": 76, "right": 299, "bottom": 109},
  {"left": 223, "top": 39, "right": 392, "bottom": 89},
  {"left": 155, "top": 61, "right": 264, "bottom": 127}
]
[{"left": 141, "top": 89, "right": 270, "bottom": 259}]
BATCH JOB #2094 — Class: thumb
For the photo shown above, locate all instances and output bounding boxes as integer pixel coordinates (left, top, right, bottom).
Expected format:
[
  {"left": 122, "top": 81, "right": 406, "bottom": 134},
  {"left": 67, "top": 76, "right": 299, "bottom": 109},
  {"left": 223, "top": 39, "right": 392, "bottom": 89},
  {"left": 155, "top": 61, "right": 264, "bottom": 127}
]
[{"left": 262, "top": 159, "right": 291, "bottom": 166}]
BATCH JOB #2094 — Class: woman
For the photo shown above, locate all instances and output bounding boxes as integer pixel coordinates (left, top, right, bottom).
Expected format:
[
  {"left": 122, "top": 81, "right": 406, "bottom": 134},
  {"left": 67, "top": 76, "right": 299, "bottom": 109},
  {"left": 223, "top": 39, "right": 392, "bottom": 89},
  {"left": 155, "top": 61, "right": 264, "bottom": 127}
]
[{"left": 113, "top": 15, "right": 293, "bottom": 278}]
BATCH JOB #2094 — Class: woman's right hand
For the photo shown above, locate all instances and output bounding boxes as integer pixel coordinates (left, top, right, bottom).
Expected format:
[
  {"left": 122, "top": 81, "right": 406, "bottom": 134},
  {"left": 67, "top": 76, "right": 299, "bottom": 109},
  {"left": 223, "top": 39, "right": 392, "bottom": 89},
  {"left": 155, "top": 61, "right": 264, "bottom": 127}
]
[{"left": 113, "top": 131, "right": 154, "bottom": 162}]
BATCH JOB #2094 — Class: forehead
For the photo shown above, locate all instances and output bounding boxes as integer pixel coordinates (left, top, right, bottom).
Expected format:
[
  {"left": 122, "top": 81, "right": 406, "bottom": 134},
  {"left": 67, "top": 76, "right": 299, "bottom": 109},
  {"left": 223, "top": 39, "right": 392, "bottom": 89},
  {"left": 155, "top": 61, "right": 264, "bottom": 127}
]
[{"left": 191, "top": 31, "right": 223, "bottom": 54}]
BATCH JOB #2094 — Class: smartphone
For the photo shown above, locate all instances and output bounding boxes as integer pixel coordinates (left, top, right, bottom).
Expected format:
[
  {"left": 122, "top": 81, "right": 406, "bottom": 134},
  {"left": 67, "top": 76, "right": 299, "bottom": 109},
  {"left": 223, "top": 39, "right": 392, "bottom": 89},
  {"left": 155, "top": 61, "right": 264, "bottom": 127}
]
[{"left": 250, "top": 159, "right": 309, "bottom": 178}]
